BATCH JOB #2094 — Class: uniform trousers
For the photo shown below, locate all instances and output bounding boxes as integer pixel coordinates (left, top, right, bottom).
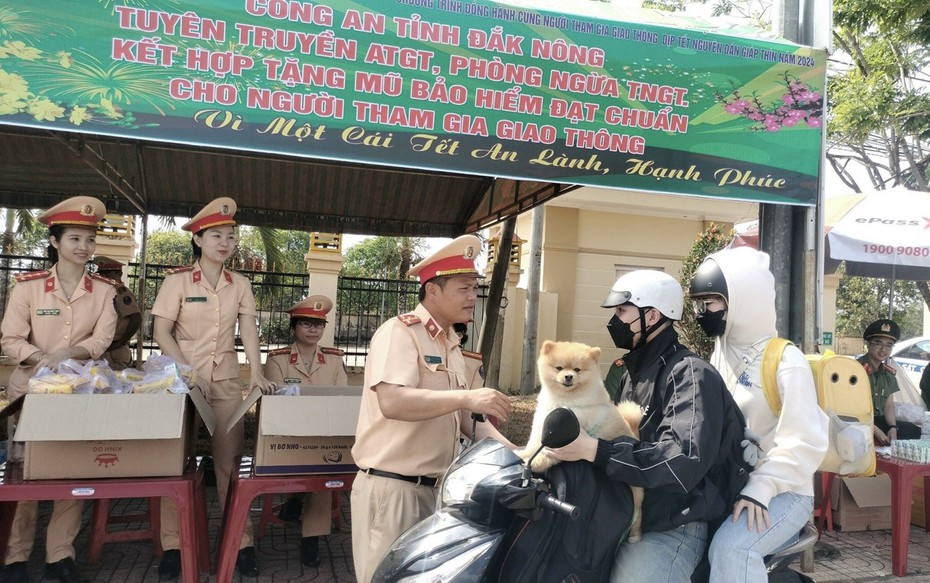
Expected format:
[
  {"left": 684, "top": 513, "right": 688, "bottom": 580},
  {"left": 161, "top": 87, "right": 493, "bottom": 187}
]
[
  {"left": 4, "top": 415, "right": 84, "bottom": 564},
  {"left": 160, "top": 378, "right": 254, "bottom": 549},
  {"left": 300, "top": 492, "right": 334, "bottom": 537},
  {"left": 350, "top": 471, "right": 437, "bottom": 583}
]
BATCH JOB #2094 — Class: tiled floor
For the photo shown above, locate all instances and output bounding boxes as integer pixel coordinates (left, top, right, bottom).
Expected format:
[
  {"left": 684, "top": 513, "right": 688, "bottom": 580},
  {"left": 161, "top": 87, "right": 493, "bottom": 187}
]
[{"left": 5, "top": 486, "right": 930, "bottom": 582}]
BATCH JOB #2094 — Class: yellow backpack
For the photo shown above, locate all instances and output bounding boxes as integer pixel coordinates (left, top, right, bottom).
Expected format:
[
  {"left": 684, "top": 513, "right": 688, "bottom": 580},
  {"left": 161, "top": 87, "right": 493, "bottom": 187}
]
[{"left": 761, "top": 338, "right": 876, "bottom": 476}]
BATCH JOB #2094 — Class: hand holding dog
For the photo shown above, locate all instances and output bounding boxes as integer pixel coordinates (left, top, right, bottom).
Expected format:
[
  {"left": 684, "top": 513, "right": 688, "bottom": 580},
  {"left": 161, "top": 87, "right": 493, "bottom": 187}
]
[{"left": 545, "top": 432, "right": 598, "bottom": 463}]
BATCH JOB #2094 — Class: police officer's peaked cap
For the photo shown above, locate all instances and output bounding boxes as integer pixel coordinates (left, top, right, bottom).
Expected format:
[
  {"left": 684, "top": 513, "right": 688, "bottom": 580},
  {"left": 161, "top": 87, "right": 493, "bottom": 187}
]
[
  {"left": 288, "top": 295, "right": 333, "bottom": 322},
  {"left": 863, "top": 319, "right": 900, "bottom": 342},
  {"left": 408, "top": 235, "right": 482, "bottom": 283},
  {"left": 38, "top": 196, "right": 106, "bottom": 228},
  {"left": 182, "top": 197, "right": 237, "bottom": 233}
]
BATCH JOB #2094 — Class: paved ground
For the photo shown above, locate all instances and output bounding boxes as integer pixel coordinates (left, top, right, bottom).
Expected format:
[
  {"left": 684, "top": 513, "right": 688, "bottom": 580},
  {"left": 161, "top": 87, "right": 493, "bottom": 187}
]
[{"left": 5, "top": 482, "right": 930, "bottom": 582}]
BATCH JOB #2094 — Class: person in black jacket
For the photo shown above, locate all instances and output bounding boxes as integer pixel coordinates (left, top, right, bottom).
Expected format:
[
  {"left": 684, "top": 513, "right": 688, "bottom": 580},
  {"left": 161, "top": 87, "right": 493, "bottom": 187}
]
[{"left": 546, "top": 269, "right": 748, "bottom": 583}]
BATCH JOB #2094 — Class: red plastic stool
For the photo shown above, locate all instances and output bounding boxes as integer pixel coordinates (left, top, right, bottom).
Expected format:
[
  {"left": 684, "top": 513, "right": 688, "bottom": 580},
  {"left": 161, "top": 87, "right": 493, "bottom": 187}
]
[
  {"left": 813, "top": 471, "right": 835, "bottom": 534},
  {"left": 215, "top": 457, "right": 355, "bottom": 581},
  {"left": 87, "top": 497, "right": 163, "bottom": 563},
  {"left": 256, "top": 491, "right": 344, "bottom": 538}
]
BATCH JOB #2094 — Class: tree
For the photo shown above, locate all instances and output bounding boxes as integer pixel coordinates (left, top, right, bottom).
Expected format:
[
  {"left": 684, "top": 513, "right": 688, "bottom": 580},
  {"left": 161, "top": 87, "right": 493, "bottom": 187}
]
[
  {"left": 140, "top": 229, "right": 192, "bottom": 266},
  {"left": 341, "top": 236, "right": 426, "bottom": 279},
  {"left": 677, "top": 224, "right": 734, "bottom": 359},
  {"left": 834, "top": 265, "right": 924, "bottom": 339},
  {"left": 828, "top": 0, "right": 930, "bottom": 313}
]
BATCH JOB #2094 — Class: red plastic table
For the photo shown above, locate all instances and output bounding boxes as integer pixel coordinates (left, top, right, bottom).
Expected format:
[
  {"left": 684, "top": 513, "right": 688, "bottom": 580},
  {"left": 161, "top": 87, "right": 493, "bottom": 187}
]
[
  {"left": 875, "top": 455, "right": 930, "bottom": 576},
  {"left": 0, "top": 460, "right": 210, "bottom": 583},
  {"left": 214, "top": 456, "right": 355, "bottom": 582}
]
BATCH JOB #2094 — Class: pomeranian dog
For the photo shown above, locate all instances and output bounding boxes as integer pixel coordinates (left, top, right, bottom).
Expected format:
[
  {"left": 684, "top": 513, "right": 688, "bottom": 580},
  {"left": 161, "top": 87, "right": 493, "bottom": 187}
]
[{"left": 517, "top": 340, "right": 645, "bottom": 542}]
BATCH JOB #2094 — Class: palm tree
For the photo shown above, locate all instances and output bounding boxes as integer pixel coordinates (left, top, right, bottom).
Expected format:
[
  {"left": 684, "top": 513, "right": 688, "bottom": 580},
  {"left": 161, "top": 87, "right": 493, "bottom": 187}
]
[{"left": 0, "top": 208, "right": 42, "bottom": 321}]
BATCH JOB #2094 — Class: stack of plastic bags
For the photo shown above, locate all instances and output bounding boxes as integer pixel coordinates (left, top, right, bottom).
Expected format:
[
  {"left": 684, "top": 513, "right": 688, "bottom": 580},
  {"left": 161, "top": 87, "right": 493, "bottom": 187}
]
[{"left": 27, "top": 355, "right": 198, "bottom": 395}]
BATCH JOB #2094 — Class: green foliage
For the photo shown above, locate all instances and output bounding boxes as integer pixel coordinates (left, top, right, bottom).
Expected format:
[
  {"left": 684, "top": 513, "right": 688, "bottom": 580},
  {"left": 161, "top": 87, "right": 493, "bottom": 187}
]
[
  {"left": 834, "top": 265, "right": 924, "bottom": 340},
  {"left": 677, "top": 224, "right": 734, "bottom": 359},
  {"left": 341, "top": 236, "right": 426, "bottom": 279},
  {"left": 139, "top": 229, "right": 192, "bottom": 265},
  {"left": 260, "top": 315, "right": 293, "bottom": 345}
]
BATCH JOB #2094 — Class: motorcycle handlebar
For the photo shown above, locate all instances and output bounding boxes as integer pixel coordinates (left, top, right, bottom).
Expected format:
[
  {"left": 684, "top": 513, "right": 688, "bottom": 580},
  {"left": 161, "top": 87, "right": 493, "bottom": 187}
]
[{"left": 537, "top": 492, "right": 579, "bottom": 520}]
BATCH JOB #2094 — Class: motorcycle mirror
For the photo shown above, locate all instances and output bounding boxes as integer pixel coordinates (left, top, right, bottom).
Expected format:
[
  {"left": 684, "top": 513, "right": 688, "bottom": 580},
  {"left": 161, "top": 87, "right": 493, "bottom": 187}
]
[{"left": 541, "top": 407, "right": 580, "bottom": 449}]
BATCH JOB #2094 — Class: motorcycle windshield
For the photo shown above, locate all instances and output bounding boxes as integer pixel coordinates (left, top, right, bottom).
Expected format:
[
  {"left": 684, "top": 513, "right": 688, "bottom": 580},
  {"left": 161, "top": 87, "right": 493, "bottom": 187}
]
[
  {"left": 440, "top": 438, "right": 524, "bottom": 524},
  {"left": 373, "top": 510, "right": 504, "bottom": 582}
]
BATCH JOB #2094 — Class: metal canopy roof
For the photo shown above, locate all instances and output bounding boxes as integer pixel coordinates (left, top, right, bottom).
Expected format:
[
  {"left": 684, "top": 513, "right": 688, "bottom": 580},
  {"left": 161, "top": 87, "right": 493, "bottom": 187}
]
[{"left": 0, "top": 126, "right": 577, "bottom": 236}]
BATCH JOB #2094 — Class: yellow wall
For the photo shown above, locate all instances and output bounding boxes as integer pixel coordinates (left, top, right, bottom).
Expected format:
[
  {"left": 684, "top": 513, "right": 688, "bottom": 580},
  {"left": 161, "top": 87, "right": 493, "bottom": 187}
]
[{"left": 498, "top": 188, "right": 756, "bottom": 389}]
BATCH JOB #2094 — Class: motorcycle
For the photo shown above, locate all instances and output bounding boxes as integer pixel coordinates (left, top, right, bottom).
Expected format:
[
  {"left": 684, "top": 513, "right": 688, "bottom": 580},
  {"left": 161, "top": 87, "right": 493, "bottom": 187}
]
[{"left": 373, "top": 408, "right": 818, "bottom": 583}]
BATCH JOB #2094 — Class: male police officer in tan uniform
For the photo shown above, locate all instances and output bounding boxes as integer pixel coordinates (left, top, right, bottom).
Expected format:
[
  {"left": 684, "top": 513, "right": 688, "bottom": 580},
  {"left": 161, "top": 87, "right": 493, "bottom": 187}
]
[
  {"left": 91, "top": 256, "right": 142, "bottom": 370},
  {"left": 264, "top": 295, "right": 347, "bottom": 567},
  {"left": 350, "top": 235, "right": 514, "bottom": 583}
]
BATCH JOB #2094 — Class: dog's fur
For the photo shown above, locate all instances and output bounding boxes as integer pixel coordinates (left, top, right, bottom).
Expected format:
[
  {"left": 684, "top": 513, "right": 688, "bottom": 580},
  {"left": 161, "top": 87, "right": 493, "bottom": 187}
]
[{"left": 517, "top": 340, "right": 645, "bottom": 542}]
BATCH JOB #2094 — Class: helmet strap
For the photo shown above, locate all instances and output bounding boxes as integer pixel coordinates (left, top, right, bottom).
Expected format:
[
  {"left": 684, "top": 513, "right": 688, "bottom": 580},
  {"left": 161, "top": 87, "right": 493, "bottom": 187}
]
[{"left": 632, "top": 307, "right": 668, "bottom": 349}]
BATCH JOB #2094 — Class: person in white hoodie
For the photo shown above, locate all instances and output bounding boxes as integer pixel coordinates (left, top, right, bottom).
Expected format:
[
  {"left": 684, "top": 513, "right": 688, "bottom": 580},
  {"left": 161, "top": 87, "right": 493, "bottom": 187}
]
[{"left": 689, "top": 246, "right": 828, "bottom": 582}]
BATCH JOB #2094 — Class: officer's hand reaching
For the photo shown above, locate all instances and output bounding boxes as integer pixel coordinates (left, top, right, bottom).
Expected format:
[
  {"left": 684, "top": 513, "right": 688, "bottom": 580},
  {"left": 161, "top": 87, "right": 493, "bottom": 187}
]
[
  {"left": 740, "top": 427, "right": 764, "bottom": 468},
  {"left": 467, "top": 388, "right": 511, "bottom": 422}
]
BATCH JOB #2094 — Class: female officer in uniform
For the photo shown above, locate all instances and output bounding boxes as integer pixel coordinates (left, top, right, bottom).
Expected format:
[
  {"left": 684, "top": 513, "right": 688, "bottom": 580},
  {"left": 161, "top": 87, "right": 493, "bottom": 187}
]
[
  {"left": 263, "top": 295, "right": 347, "bottom": 568},
  {"left": 151, "top": 197, "right": 275, "bottom": 580},
  {"left": 0, "top": 196, "right": 117, "bottom": 583}
]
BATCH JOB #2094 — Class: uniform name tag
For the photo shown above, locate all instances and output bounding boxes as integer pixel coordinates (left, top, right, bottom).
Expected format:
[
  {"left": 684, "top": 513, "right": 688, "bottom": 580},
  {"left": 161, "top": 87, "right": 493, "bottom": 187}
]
[
  {"left": 36, "top": 309, "right": 60, "bottom": 316},
  {"left": 185, "top": 296, "right": 207, "bottom": 302},
  {"left": 425, "top": 355, "right": 443, "bottom": 364},
  {"left": 284, "top": 378, "right": 301, "bottom": 384}
]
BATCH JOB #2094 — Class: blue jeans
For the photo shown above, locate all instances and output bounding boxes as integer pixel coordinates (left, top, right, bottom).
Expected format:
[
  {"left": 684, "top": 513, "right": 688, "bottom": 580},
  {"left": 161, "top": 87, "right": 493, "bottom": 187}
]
[
  {"left": 610, "top": 521, "right": 708, "bottom": 583},
  {"left": 708, "top": 492, "right": 813, "bottom": 582}
]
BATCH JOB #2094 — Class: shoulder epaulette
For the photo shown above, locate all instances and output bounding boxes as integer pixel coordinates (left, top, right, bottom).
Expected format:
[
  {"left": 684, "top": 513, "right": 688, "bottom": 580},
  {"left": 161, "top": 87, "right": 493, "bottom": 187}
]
[
  {"left": 613, "top": 358, "right": 625, "bottom": 368},
  {"left": 462, "top": 349, "right": 482, "bottom": 360},
  {"left": 89, "top": 273, "right": 118, "bottom": 286},
  {"left": 882, "top": 362, "right": 897, "bottom": 375},
  {"left": 14, "top": 270, "right": 50, "bottom": 283},
  {"left": 268, "top": 347, "right": 291, "bottom": 357},
  {"left": 320, "top": 347, "right": 344, "bottom": 356},
  {"left": 166, "top": 266, "right": 194, "bottom": 275},
  {"left": 397, "top": 313, "right": 421, "bottom": 326}
]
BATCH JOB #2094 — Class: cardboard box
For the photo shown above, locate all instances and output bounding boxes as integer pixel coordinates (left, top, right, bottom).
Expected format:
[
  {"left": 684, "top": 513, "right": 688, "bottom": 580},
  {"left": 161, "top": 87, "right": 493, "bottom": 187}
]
[
  {"left": 831, "top": 473, "right": 893, "bottom": 531},
  {"left": 228, "top": 386, "right": 362, "bottom": 476},
  {"left": 2, "top": 391, "right": 216, "bottom": 480},
  {"left": 913, "top": 477, "right": 926, "bottom": 528}
]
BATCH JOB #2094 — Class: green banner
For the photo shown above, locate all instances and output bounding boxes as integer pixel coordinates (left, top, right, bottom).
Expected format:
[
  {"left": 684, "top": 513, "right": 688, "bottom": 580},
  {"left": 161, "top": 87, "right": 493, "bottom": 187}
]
[{"left": 0, "top": 1, "right": 825, "bottom": 205}]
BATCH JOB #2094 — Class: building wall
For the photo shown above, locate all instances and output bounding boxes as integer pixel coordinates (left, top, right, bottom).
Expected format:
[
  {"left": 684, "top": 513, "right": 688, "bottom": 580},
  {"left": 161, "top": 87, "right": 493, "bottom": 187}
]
[{"left": 503, "top": 188, "right": 756, "bottom": 387}]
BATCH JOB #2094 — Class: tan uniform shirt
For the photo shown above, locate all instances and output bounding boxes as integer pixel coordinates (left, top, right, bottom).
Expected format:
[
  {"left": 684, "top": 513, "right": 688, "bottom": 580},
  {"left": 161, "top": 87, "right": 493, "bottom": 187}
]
[
  {"left": 0, "top": 265, "right": 118, "bottom": 399},
  {"left": 352, "top": 303, "right": 467, "bottom": 478},
  {"left": 264, "top": 343, "right": 348, "bottom": 387},
  {"left": 151, "top": 262, "right": 256, "bottom": 383},
  {"left": 462, "top": 350, "right": 484, "bottom": 390}
]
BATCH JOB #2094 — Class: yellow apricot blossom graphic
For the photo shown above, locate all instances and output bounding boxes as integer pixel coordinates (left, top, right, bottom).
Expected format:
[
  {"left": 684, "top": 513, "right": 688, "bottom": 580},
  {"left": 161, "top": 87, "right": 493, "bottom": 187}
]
[{"left": 26, "top": 97, "right": 63, "bottom": 121}]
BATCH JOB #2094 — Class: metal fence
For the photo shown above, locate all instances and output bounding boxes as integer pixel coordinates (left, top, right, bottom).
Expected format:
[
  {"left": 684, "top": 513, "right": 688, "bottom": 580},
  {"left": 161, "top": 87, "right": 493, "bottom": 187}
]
[{"left": 0, "top": 256, "right": 488, "bottom": 367}]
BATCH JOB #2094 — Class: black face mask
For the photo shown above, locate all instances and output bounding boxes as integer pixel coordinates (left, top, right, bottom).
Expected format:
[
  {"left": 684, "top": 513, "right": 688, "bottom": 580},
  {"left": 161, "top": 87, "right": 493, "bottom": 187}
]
[
  {"left": 696, "top": 310, "right": 727, "bottom": 337},
  {"left": 607, "top": 314, "right": 639, "bottom": 350}
]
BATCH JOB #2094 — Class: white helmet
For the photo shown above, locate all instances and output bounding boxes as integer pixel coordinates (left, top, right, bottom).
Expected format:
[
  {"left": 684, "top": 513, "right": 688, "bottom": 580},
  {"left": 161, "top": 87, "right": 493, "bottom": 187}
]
[{"left": 601, "top": 270, "right": 684, "bottom": 320}]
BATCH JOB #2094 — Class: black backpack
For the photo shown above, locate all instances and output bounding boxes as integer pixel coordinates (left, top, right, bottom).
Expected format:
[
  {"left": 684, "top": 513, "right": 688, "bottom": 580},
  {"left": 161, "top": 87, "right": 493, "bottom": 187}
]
[{"left": 494, "top": 460, "right": 634, "bottom": 583}]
